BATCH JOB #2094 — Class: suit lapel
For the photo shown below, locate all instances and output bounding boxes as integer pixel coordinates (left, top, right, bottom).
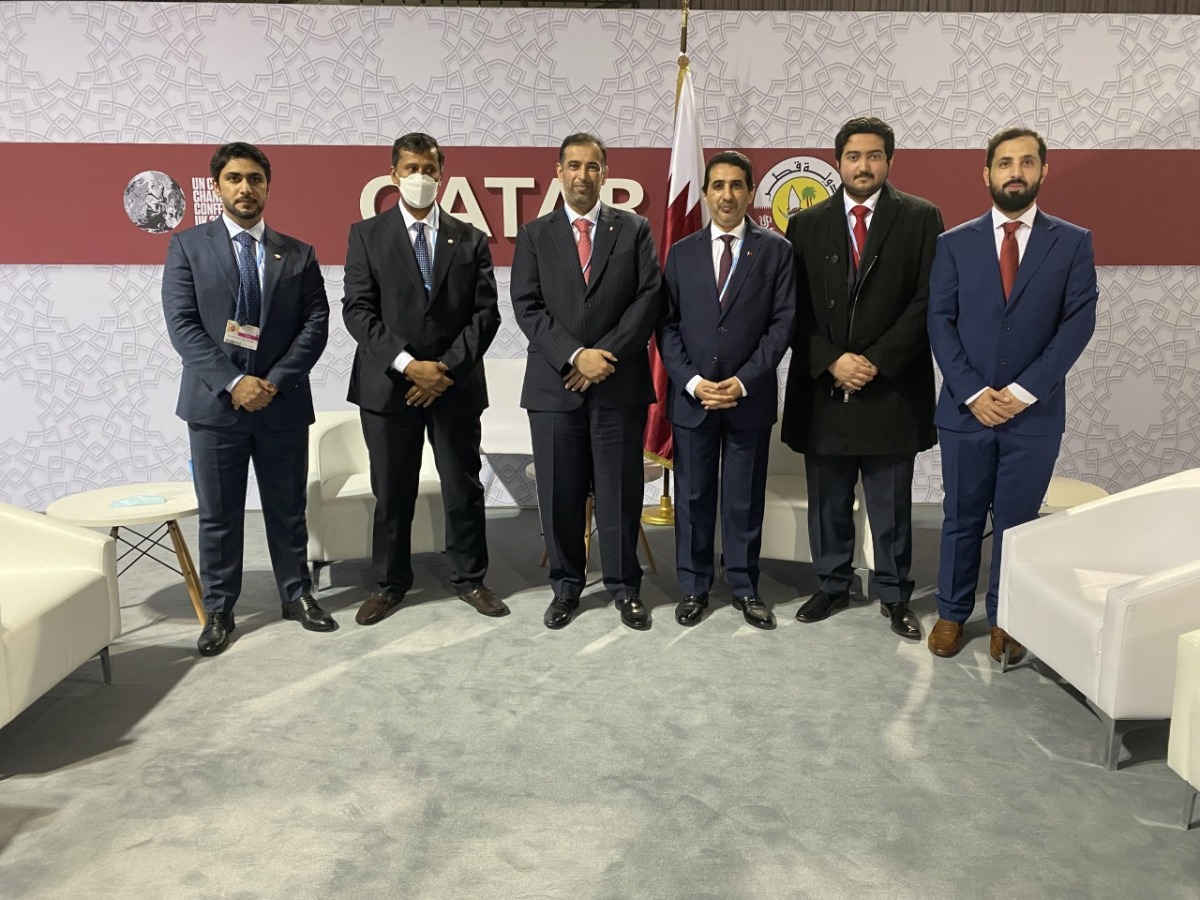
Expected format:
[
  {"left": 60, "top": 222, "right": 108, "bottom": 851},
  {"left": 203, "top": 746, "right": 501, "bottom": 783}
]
[
  {"left": 549, "top": 207, "right": 584, "bottom": 286},
  {"left": 205, "top": 219, "right": 240, "bottom": 304},
  {"left": 1006, "top": 211, "right": 1058, "bottom": 308},
  {"left": 388, "top": 206, "right": 427, "bottom": 295},
  {"left": 858, "top": 183, "right": 900, "bottom": 271},
  {"left": 585, "top": 205, "right": 621, "bottom": 292},
  {"left": 969, "top": 213, "right": 1002, "bottom": 305},
  {"left": 718, "top": 219, "right": 764, "bottom": 321},
  {"left": 429, "top": 209, "right": 463, "bottom": 299},
  {"left": 259, "top": 226, "right": 286, "bottom": 325}
]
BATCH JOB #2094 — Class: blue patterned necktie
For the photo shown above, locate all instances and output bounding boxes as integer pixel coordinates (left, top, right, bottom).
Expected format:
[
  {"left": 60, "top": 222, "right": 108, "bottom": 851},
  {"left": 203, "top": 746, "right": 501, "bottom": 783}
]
[
  {"left": 413, "top": 222, "right": 433, "bottom": 295},
  {"left": 233, "top": 231, "right": 261, "bottom": 326}
]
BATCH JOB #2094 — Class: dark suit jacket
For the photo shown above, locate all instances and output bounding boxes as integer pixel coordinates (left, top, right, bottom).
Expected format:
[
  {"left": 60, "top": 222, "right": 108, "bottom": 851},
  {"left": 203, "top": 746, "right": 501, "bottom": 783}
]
[
  {"left": 161, "top": 218, "right": 329, "bottom": 430},
  {"left": 510, "top": 204, "right": 662, "bottom": 411},
  {"left": 928, "top": 209, "right": 1098, "bottom": 436},
  {"left": 659, "top": 219, "right": 796, "bottom": 429},
  {"left": 342, "top": 206, "right": 500, "bottom": 417},
  {"left": 782, "top": 183, "right": 943, "bottom": 456}
]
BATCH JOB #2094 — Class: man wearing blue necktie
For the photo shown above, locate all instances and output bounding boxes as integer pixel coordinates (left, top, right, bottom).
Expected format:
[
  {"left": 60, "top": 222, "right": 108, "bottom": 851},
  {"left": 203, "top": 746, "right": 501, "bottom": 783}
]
[
  {"left": 162, "top": 142, "right": 333, "bottom": 656},
  {"left": 342, "top": 133, "right": 503, "bottom": 626}
]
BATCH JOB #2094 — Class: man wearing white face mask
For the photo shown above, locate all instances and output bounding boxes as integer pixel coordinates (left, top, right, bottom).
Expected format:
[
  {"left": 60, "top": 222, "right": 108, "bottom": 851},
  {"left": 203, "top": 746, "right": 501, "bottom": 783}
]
[{"left": 343, "top": 132, "right": 504, "bottom": 626}]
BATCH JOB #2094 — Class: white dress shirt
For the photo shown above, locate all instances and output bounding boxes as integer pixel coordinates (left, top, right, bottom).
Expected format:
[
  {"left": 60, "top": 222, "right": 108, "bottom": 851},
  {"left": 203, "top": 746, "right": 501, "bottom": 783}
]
[
  {"left": 964, "top": 204, "right": 1041, "bottom": 408},
  {"left": 391, "top": 203, "right": 441, "bottom": 374},
  {"left": 843, "top": 188, "right": 881, "bottom": 262},
  {"left": 686, "top": 220, "right": 748, "bottom": 400},
  {"left": 221, "top": 214, "right": 266, "bottom": 393}
]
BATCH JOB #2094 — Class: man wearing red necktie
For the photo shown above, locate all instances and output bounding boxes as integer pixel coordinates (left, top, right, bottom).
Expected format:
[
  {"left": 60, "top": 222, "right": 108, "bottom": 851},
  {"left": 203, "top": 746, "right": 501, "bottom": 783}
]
[
  {"left": 927, "top": 128, "right": 1099, "bottom": 660},
  {"left": 782, "top": 117, "right": 944, "bottom": 644}
]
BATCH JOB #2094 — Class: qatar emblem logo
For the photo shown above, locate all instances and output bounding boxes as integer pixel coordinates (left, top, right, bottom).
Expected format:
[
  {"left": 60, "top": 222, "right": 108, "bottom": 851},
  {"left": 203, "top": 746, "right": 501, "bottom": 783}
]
[
  {"left": 751, "top": 156, "right": 840, "bottom": 234},
  {"left": 124, "top": 171, "right": 186, "bottom": 234}
]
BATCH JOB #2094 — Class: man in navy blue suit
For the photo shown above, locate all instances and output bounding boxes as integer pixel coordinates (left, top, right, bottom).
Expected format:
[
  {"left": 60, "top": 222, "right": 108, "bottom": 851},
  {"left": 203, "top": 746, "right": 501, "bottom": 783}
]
[
  {"left": 659, "top": 151, "right": 796, "bottom": 629},
  {"left": 927, "top": 128, "right": 1099, "bottom": 660},
  {"left": 163, "top": 142, "right": 332, "bottom": 657}
]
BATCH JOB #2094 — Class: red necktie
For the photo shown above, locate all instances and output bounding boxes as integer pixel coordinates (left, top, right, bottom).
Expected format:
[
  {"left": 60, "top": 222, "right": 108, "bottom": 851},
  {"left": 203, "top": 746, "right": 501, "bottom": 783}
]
[
  {"left": 574, "top": 218, "right": 592, "bottom": 284},
  {"left": 716, "top": 234, "right": 734, "bottom": 304},
  {"left": 1000, "top": 220, "right": 1021, "bottom": 300},
  {"left": 850, "top": 205, "right": 870, "bottom": 269}
]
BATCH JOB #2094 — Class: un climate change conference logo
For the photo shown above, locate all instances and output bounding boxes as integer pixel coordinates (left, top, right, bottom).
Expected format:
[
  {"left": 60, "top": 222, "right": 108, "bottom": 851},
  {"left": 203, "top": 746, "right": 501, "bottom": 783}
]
[{"left": 752, "top": 157, "right": 840, "bottom": 234}]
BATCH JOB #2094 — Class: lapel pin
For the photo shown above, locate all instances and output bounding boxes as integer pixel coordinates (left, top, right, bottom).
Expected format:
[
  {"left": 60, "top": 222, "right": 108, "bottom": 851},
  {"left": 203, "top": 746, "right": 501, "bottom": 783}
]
[
  {"left": 274, "top": 253, "right": 281, "bottom": 260},
  {"left": 448, "top": 239, "right": 454, "bottom": 245},
  {"left": 746, "top": 251, "right": 753, "bottom": 257}
]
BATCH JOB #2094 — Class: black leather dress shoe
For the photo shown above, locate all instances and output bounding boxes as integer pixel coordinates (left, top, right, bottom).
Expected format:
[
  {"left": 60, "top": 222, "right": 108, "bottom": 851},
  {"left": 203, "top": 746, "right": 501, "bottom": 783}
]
[
  {"left": 197, "top": 611, "right": 232, "bottom": 657},
  {"left": 544, "top": 597, "right": 579, "bottom": 629},
  {"left": 616, "top": 596, "right": 650, "bottom": 630},
  {"left": 282, "top": 595, "right": 337, "bottom": 632},
  {"left": 675, "top": 594, "right": 708, "bottom": 626},
  {"left": 881, "top": 601, "right": 921, "bottom": 640},
  {"left": 795, "top": 590, "right": 850, "bottom": 623},
  {"left": 733, "top": 596, "right": 776, "bottom": 630}
]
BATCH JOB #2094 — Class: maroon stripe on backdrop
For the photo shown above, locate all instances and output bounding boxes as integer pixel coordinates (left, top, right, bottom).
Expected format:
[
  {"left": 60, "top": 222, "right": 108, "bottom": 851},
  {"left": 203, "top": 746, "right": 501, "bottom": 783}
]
[{"left": 2, "top": 143, "right": 1190, "bottom": 266}]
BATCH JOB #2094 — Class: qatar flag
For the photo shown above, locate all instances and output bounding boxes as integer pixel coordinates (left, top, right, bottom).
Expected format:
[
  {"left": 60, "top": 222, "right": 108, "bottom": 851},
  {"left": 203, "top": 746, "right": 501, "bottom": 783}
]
[{"left": 644, "top": 61, "right": 709, "bottom": 467}]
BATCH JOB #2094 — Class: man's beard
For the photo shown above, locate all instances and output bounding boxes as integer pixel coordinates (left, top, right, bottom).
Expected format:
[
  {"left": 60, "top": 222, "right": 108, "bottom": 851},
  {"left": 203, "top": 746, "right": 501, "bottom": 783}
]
[{"left": 991, "top": 177, "right": 1041, "bottom": 213}]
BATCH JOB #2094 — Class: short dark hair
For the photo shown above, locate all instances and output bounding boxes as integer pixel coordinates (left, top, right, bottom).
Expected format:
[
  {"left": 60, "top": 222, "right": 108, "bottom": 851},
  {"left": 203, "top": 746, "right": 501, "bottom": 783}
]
[
  {"left": 986, "top": 128, "right": 1047, "bottom": 168},
  {"left": 559, "top": 132, "right": 607, "bottom": 166},
  {"left": 702, "top": 151, "right": 754, "bottom": 192},
  {"left": 392, "top": 132, "right": 445, "bottom": 170},
  {"left": 210, "top": 142, "right": 271, "bottom": 183},
  {"left": 834, "top": 117, "right": 895, "bottom": 162}
]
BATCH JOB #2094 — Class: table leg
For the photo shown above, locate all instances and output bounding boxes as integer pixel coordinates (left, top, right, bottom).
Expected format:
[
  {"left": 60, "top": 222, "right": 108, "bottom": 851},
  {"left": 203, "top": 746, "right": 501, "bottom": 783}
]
[{"left": 166, "top": 519, "right": 206, "bottom": 625}]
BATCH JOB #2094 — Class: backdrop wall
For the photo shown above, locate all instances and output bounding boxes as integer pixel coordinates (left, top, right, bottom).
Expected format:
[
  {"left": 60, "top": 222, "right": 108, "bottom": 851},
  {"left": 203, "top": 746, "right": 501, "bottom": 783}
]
[{"left": 2, "top": 3, "right": 1197, "bottom": 509}]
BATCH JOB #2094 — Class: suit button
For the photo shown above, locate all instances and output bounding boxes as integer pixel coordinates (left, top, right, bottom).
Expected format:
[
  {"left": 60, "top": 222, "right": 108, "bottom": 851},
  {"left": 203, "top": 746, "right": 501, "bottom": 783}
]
[
  {"left": 1004, "top": 324, "right": 1011, "bottom": 331},
  {"left": 712, "top": 357, "right": 719, "bottom": 363},
  {"left": 831, "top": 254, "right": 839, "bottom": 264},
  {"left": 718, "top": 327, "right": 727, "bottom": 333},
  {"left": 827, "top": 299, "right": 835, "bottom": 309},
  {"left": 1000, "top": 358, "right": 1008, "bottom": 366},
  {"left": 584, "top": 302, "right": 592, "bottom": 310}
]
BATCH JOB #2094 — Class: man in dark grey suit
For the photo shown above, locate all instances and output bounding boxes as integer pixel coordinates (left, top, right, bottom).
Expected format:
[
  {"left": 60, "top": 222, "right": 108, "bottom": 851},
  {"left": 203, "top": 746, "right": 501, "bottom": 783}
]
[
  {"left": 342, "top": 133, "right": 503, "bottom": 626},
  {"left": 783, "top": 117, "right": 944, "bottom": 642},
  {"left": 510, "top": 133, "right": 662, "bottom": 631},
  {"left": 162, "top": 142, "right": 333, "bottom": 657}
]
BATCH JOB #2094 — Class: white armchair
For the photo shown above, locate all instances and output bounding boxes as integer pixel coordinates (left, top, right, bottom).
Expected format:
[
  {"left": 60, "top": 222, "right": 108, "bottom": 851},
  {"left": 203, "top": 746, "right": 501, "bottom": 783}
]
[
  {"left": 1168, "top": 629, "right": 1200, "bottom": 829},
  {"left": 306, "top": 411, "right": 444, "bottom": 589},
  {"left": 0, "top": 502, "right": 120, "bottom": 731},
  {"left": 760, "top": 428, "right": 875, "bottom": 576},
  {"left": 998, "top": 477, "right": 1200, "bottom": 769}
]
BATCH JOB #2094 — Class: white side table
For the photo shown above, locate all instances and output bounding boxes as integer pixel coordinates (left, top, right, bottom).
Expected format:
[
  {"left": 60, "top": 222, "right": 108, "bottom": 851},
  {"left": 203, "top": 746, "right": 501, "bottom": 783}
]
[{"left": 46, "top": 482, "right": 205, "bottom": 625}]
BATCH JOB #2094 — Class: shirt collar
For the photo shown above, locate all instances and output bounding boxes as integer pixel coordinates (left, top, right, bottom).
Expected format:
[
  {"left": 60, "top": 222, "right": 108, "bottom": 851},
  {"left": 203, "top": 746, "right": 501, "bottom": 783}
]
[
  {"left": 991, "top": 203, "right": 1038, "bottom": 232},
  {"left": 400, "top": 202, "right": 440, "bottom": 232},
  {"left": 222, "top": 214, "right": 265, "bottom": 243},
  {"left": 711, "top": 218, "right": 747, "bottom": 241},
  {"left": 843, "top": 189, "right": 881, "bottom": 216},
  {"left": 564, "top": 202, "right": 601, "bottom": 228}
]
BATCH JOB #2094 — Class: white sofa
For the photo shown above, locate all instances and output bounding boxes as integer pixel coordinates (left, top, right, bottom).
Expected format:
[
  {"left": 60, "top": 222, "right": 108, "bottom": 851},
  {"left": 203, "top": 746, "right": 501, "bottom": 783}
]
[
  {"left": 305, "top": 411, "right": 445, "bottom": 588},
  {"left": 998, "top": 475, "right": 1200, "bottom": 769},
  {"left": 0, "top": 502, "right": 120, "bottom": 731},
  {"left": 1169, "top": 629, "right": 1200, "bottom": 829}
]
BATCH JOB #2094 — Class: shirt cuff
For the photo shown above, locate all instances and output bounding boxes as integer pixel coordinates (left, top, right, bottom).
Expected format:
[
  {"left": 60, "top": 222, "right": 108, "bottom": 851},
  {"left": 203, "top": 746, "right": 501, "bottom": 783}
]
[
  {"left": 568, "top": 347, "right": 584, "bottom": 367},
  {"left": 392, "top": 351, "right": 416, "bottom": 374},
  {"left": 225, "top": 374, "right": 244, "bottom": 394},
  {"left": 685, "top": 375, "right": 701, "bottom": 398},
  {"left": 1007, "top": 382, "right": 1037, "bottom": 406},
  {"left": 965, "top": 386, "right": 987, "bottom": 406},
  {"left": 735, "top": 377, "right": 748, "bottom": 399}
]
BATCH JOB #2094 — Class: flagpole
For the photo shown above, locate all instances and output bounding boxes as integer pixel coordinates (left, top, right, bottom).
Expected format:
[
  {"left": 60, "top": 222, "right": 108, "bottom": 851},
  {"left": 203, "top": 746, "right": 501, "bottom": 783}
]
[{"left": 642, "top": 0, "right": 692, "bottom": 529}]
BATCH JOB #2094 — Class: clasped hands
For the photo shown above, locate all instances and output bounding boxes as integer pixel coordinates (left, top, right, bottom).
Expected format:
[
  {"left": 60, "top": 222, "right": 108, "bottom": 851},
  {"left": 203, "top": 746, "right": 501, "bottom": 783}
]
[
  {"left": 829, "top": 352, "right": 877, "bottom": 394},
  {"left": 695, "top": 378, "right": 743, "bottom": 410},
  {"left": 967, "top": 387, "right": 1029, "bottom": 427},
  {"left": 404, "top": 359, "right": 454, "bottom": 408},
  {"left": 231, "top": 376, "right": 277, "bottom": 412},
  {"left": 563, "top": 348, "right": 617, "bottom": 392}
]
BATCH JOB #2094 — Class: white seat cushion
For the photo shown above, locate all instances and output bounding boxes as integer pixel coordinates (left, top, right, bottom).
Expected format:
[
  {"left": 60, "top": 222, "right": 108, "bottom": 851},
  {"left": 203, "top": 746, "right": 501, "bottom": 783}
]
[{"left": 1005, "top": 563, "right": 1140, "bottom": 702}]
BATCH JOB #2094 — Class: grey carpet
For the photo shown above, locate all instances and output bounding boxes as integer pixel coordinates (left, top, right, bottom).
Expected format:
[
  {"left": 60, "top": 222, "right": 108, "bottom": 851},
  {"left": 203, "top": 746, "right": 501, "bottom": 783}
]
[{"left": 1, "top": 507, "right": 1197, "bottom": 900}]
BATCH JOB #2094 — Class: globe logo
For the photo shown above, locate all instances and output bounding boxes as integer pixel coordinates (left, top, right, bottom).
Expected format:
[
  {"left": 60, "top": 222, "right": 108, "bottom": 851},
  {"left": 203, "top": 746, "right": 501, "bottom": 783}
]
[{"left": 124, "top": 171, "right": 185, "bottom": 234}]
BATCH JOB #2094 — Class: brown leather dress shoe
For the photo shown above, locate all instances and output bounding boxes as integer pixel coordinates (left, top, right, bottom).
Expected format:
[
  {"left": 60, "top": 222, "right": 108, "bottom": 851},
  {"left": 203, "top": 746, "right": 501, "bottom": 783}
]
[
  {"left": 990, "top": 626, "right": 1026, "bottom": 664},
  {"left": 458, "top": 584, "right": 509, "bottom": 617},
  {"left": 356, "top": 590, "right": 403, "bottom": 626},
  {"left": 927, "top": 618, "right": 965, "bottom": 657}
]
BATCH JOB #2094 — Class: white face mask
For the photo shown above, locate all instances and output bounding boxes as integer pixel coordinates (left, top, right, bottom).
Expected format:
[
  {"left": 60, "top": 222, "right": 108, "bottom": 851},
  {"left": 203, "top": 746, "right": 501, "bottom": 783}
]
[{"left": 398, "top": 173, "right": 439, "bottom": 210}]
